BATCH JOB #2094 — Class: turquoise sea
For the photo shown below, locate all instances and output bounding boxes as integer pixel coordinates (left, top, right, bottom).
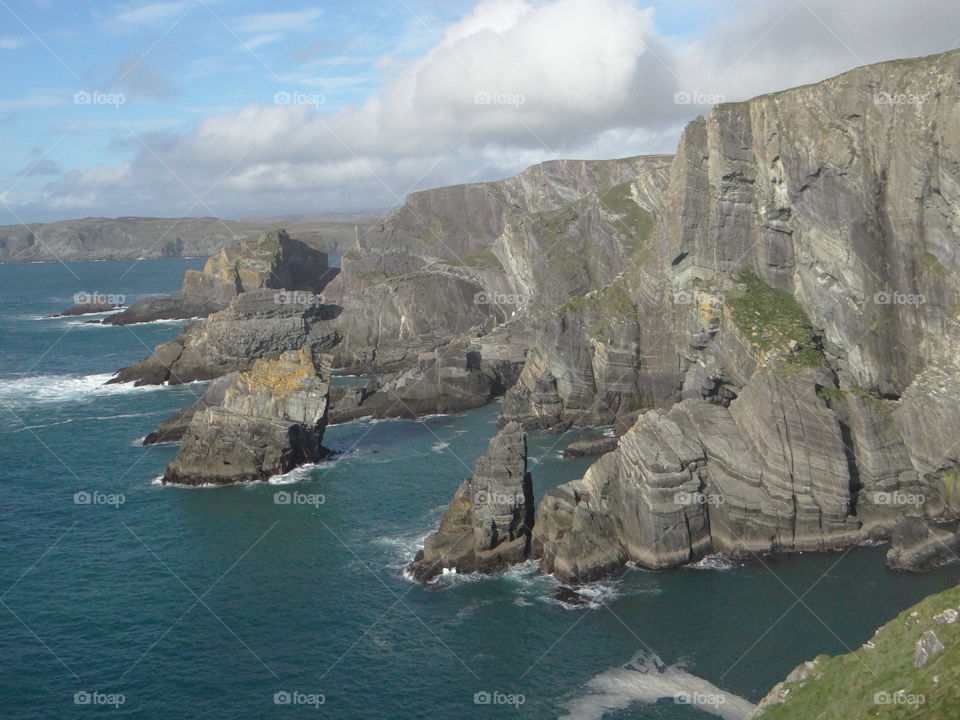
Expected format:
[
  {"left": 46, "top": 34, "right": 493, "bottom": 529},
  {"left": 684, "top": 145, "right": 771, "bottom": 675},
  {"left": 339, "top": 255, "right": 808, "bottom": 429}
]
[{"left": 2, "top": 259, "right": 959, "bottom": 719}]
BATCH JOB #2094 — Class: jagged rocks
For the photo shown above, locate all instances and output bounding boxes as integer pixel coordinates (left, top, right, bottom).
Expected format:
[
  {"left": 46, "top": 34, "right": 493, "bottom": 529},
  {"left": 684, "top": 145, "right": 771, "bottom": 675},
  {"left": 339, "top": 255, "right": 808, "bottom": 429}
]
[
  {"left": 105, "top": 230, "right": 334, "bottom": 325},
  {"left": 536, "top": 367, "right": 865, "bottom": 581},
  {"left": 406, "top": 423, "right": 534, "bottom": 582},
  {"left": 109, "top": 288, "right": 341, "bottom": 385},
  {"left": 563, "top": 435, "right": 618, "bottom": 458},
  {"left": 914, "top": 629, "right": 945, "bottom": 668},
  {"left": 142, "top": 374, "right": 237, "bottom": 445},
  {"left": 162, "top": 348, "right": 333, "bottom": 485},
  {"left": 886, "top": 517, "right": 960, "bottom": 571}
]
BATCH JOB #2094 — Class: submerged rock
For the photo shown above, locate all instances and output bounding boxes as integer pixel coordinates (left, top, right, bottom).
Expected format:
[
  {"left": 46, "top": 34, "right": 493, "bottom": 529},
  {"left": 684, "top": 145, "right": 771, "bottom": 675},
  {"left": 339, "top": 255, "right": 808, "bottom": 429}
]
[
  {"left": 162, "top": 347, "right": 333, "bottom": 485},
  {"left": 407, "top": 422, "right": 534, "bottom": 582}
]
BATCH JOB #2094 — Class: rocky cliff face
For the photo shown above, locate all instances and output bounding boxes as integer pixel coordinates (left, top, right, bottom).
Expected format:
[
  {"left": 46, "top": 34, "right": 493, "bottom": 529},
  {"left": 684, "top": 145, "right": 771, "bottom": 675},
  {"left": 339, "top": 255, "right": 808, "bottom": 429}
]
[
  {"left": 104, "top": 230, "right": 334, "bottom": 326},
  {"left": 325, "top": 155, "right": 672, "bottom": 374},
  {"left": 407, "top": 422, "right": 534, "bottom": 582},
  {"left": 529, "top": 49, "right": 960, "bottom": 578},
  {"left": 109, "top": 289, "right": 341, "bottom": 385},
  {"left": 163, "top": 347, "right": 333, "bottom": 485},
  {"left": 111, "top": 49, "right": 960, "bottom": 575}
]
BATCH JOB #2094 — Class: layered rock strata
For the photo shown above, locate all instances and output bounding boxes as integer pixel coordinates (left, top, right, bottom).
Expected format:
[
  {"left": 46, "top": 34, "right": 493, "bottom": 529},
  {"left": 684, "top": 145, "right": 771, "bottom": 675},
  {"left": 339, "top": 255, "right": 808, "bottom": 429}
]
[
  {"left": 162, "top": 348, "right": 333, "bottom": 485},
  {"left": 407, "top": 423, "right": 534, "bottom": 582}
]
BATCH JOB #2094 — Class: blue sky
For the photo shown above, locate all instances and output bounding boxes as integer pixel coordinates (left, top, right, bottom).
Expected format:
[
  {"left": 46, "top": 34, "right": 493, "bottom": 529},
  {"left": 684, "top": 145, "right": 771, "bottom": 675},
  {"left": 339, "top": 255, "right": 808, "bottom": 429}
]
[{"left": 1, "top": 0, "right": 958, "bottom": 223}]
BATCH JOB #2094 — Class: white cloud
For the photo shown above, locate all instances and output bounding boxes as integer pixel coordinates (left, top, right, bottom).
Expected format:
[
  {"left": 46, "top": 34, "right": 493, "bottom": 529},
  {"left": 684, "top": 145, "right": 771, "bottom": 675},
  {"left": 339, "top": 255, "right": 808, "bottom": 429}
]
[
  {"left": 231, "top": 8, "right": 323, "bottom": 34},
  {"left": 105, "top": 1, "right": 191, "bottom": 33},
  {"left": 27, "top": 0, "right": 960, "bottom": 221},
  {"left": 229, "top": 8, "right": 323, "bottom": 48}
]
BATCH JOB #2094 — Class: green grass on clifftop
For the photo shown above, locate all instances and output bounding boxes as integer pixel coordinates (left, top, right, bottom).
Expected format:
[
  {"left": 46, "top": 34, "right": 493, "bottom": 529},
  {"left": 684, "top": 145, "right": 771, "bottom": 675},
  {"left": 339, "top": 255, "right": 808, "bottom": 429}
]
[
  {"left": 598, "top": 181, "right": 654, "bottom": 254},
  {"left": 757, "top": 583, "right": 960, "bottom": 719},
  {"left": 727, "top": 270, "right": 824, "bottom": 367}
]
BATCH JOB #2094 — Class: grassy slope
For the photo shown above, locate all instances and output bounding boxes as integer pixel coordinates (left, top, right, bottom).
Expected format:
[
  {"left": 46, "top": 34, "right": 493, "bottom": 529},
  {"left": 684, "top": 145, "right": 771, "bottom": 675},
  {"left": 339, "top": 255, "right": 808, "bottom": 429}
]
[{"left": 757, "top": 583, "right": 960, "bottom": 718}]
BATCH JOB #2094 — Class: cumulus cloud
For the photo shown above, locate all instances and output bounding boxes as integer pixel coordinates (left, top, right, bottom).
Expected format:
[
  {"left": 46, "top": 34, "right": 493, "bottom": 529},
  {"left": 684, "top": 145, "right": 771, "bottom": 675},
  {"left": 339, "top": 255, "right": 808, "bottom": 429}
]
[{"left": 24, "top": 0, "right": 960, "bottom": 221}]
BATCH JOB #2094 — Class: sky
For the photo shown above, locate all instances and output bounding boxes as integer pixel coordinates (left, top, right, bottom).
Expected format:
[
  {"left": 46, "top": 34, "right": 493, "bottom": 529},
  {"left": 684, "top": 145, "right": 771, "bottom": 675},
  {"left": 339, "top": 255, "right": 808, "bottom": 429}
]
[{"left": 1, "top": 0, "right": 959, "bottom": 224}]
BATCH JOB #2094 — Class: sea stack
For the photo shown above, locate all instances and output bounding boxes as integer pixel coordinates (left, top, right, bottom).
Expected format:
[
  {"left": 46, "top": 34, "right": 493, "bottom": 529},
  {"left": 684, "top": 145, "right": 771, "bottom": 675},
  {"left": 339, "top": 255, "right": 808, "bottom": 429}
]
[
  {"left": 162, "top": 347, "right": 333, "bottom": 485},
  {"left": 407, "top": 422, "right": 534, "bottom": 581}
]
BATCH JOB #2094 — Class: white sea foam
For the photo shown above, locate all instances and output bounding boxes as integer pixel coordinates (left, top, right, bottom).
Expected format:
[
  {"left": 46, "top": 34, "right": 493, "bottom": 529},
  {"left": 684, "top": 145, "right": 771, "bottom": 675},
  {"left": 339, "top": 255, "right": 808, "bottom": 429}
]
[
  {"left": 0, "top": 373, "right": 168, "bottom": 407},
  {"left": 690, "top": 554, "right": 741, "bottom": 571},
  {"left": 267, "top": 462, "right": 335, "bottom": 485},
  {"left": 431, "top": 441, "right": 450, "bottom": 453},
  {"left": 560, "top": 652, "right": 756, "bottom": 720}
]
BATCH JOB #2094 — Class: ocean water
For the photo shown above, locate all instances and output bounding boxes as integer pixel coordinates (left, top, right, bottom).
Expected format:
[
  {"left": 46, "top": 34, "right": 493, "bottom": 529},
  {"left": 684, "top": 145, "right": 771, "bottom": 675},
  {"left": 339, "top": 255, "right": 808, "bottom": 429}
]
[{"left": 2, "top": 259, "right": 959, "bottom": 719}]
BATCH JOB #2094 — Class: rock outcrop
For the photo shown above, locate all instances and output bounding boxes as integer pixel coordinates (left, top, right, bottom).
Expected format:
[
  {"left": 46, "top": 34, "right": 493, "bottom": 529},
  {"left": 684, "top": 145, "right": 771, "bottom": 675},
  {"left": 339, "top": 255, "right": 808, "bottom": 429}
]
[
  {"left": 108, "top": 289, "right": 341, "bottom": 385},
  {"left": 142, "top": 374, "right": 237, "bottom": 445},
  {"left": 526, "top": 49, "right": 960, "bottom": 578},
  {"left": 162, "top": 347, "right": 333, "bottom": 485},
  {"left": 104, "top": 230, "right": 335, "bottom": 325},
  {"left": 406, "top": 423, "right": 534, "bottom": 582}
]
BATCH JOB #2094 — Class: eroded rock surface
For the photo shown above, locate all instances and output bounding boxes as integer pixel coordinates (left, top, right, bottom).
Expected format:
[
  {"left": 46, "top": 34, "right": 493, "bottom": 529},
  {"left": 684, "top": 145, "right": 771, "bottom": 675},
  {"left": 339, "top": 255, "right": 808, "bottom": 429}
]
[
  {"left": 163, "top": 347, "right": 333, "bottom": 485},
  {"left": 407, "top": 423, "right": 534, "bottom": 582}
]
